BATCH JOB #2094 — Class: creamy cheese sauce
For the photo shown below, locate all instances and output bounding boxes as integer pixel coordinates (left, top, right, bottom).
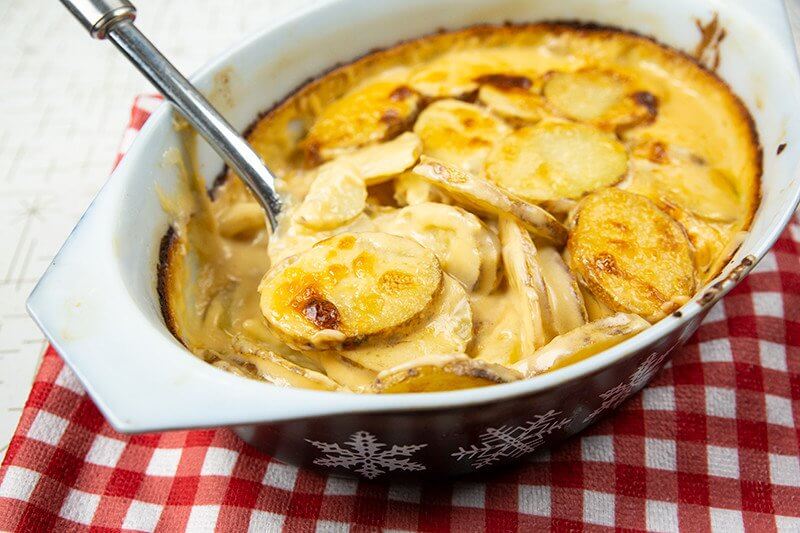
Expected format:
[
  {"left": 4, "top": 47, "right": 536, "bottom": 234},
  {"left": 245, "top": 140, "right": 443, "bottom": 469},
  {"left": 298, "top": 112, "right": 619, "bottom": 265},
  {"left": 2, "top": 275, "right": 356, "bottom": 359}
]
[{"left": 159, "top": 24, "right": 760, "bottom": 393}]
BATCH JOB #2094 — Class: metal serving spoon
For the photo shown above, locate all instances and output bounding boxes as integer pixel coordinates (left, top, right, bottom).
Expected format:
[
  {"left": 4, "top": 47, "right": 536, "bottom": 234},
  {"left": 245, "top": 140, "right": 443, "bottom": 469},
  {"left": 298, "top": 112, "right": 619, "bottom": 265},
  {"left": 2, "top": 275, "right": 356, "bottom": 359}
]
[{"left": 60, "top": 0, "right": 283, "bottom": 230}]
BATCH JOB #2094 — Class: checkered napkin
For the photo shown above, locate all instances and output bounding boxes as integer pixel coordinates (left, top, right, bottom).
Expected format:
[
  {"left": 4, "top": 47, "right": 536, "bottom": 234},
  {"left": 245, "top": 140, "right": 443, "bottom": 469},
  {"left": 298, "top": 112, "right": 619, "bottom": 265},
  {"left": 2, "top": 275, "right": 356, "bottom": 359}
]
[{"left": 1, "top": 96, "right": 799, "bottom": 532}]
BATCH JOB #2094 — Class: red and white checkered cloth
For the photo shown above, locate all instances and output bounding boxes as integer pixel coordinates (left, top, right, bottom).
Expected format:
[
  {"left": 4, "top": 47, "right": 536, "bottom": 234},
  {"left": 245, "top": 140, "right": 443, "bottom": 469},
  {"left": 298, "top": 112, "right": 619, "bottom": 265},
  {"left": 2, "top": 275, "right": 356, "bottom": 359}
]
[{"left": 1, "top": 96, "right": 798, "bottom": 532}]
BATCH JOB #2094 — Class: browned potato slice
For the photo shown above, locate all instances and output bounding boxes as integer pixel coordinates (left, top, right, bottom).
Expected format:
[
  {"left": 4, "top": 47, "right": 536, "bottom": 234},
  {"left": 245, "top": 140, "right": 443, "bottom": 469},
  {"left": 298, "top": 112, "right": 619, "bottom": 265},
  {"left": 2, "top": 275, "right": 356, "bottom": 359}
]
[
  {"left": 293, "top": 161, "right": 367, "bottom": 230},
  {"left": 302, "top": 81, "right": 420, "bottom": 161},
  {"left": 373, "top": 354, "right": 522, "bottom": 393},
  {"left": 408, "top": 51, "right": 511, "bottom": 98},
  {"left": 514, "top": 313, "right": 649, "bottom": 376},
  {"left": 568, "top": 188, "right": 696, "bottom": 322},
  {"left": 413, "top": 100, "right": 510, "bottom": 175},
  {"left": 339, "top": 132, "right": 423, "bottom": 185},
  {"left": 536, "top": 247, "right": 587, "bottom": 335},
  {"left": 333, "top": 274, "right": 473, "bottom": 372},
  {"left": 477, "top": 84, "right": 546, "bottom": 124},
  {"left": 660, "top": 201, "right": 731, "bottom": 280},
  {"left": 259, "top": 232, "right": 443, "bottom": 349},
  {"left": 412, "top": 157, "right": 568, "bottom": 244},
  {"left": 543, "top": 69, "right": 658, "bottom": 130},
  {"left": 485, "top": 122, "right": 628, "bottom": 202},
  {"left": 565, "top": 245, "right": 615, "bottom": 322},
  {"left": 230, "top": 338, "right": 340, "bottom": 391},
  {"left": 500, "top": 215, "right": 554, "bottom": 356},
  {"left": 378, "top": 202, "right": 498, "bottom": 292},
  {"left": 626, "top": 143, "right": 742, "bottom": 277}
]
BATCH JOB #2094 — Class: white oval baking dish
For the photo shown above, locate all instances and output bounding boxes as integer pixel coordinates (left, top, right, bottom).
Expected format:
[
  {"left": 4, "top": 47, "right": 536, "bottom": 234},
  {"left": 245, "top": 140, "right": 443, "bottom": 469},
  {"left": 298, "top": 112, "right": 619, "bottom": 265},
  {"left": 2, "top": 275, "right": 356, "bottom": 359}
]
[{"left": 28, "top": 0, "right": 800, "bottom": 477}]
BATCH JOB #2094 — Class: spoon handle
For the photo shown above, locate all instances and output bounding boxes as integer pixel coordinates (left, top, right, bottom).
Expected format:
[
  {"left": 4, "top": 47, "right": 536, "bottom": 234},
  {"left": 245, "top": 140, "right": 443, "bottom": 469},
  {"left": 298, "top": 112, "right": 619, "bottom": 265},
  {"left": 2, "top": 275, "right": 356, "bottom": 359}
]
[{"left": 60, "top": 0, "right": 282, "bottom": 229}]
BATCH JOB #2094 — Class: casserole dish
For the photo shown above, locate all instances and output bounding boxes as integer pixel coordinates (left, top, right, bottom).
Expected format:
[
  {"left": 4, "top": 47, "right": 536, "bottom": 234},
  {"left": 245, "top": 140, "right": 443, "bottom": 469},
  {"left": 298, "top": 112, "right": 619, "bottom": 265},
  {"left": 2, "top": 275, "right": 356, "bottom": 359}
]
[{"left": 28, "top": 0, "right": 800, "bottom": 478}]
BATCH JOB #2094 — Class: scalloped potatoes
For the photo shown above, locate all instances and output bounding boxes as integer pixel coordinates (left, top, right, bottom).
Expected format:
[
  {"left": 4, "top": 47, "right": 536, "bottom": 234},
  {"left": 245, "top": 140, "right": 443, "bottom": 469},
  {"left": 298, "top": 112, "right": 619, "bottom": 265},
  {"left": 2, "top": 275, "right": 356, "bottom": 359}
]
[{"left": 159, "top": 24, "right": 760, "bottom": 393}]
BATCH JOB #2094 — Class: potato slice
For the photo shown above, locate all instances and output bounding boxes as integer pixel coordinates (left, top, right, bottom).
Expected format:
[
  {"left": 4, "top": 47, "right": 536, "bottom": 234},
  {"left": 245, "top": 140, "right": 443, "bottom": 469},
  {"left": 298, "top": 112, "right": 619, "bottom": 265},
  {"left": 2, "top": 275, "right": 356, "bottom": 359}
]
[
  {"left": 259, "top": 232, "right": 443, "bottom": 349},
  {"left": 412, "top": 157, "right": 568, "bottom": 244},
  {"left": 293, "top": 161, "right": 367, "bottom": 230},
  {"left": 314, "top": 352, "right": 377, "bottom": 392},
  {"left": 563, "top": 251, "right": 616, "bottom": 322},
  {"left": 212, "top": 359, "right": 260, "bottom": 380},
  {"left": 333, "top": 274, "right": 473, "bottom": 372},
  {"left": 378, "top": 202, "right": 497, "bottom": 291},
  {"left": 536, "top": 247, "right": 587, "bottom": 335},
  {"left": 485, "top": 122, "right": 628, "bottom": 202},
  {"left": 408, "top": 51, "right": 510, "bottom": 98},
  {"left": 624, "top": 143, "right": 742, "bottom": 277},
  {"left": 540, "top": 198, "right": 578, "bottom": 220},
  {"left": 373, "top": 354, "right": 522, "bottom": 393},
  {"left": 231, "top": 338, "right": 340, "bottom": 391},
  {"left": 339, "top": 131, "right": 423, "bottom": 185},
  {"left": 659, "top": 200, "right": 730, "bottom": 280},
  {"left": 303, "top": 81, "right": 420, "bottom": 161},
  {"left": 514, "top": 313, "right": 649, "bottom": 376},
  {"left": 628, "top": 145, "right": 740, "bottom": 224},
  {"left": 500, "top": 215, "right": 554, "bottom": 357},
  {"left": 568, "top": 188, "right": 696, "bottom": 322},
  {"left": 469, "top": 293, "right": 521, "bottom": 365},
  {"left": 543, "top": 69, "right": 658, "bottom": 130},
  {"left": 413, "top": 100, "right": 510, "bottom": 175},
  {"left": 477, "top": 84, "right": 546, "bottom": 124},
  {"left": 393, "top": 171, "right": 450, "bottom": 206},
  {"left": 579, "top": 284, "right": 615, "bottom": 321},
  {"left": 268, "top": 212, "right": 376, "bottom": 266},
  {"left": 475, "top": 222, "right": 502, "bottom": 294}
]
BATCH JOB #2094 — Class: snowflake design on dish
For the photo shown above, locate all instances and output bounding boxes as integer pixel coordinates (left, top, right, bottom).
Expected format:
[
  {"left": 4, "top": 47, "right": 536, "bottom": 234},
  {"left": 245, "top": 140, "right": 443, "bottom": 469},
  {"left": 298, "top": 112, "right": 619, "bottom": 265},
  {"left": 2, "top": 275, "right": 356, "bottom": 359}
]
[
  {"left": 583, "top": 349, "right": 671, "bottom": 424},
  {"left": 451, "top": 409, "right": 572, "bottom": 469},
  {"left": 306, "top": 431, "right": 427, "bottom": 479}
]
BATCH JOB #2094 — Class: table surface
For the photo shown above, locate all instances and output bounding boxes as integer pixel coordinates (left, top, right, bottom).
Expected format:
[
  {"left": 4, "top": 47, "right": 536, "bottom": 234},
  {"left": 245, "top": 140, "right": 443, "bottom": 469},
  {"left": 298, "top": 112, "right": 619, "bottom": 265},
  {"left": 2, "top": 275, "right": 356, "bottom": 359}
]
[{"left": 0, "top": 0, "right": 798, "bottom": 462}]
